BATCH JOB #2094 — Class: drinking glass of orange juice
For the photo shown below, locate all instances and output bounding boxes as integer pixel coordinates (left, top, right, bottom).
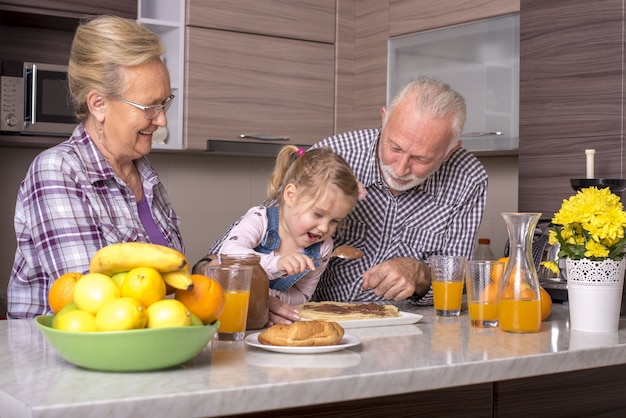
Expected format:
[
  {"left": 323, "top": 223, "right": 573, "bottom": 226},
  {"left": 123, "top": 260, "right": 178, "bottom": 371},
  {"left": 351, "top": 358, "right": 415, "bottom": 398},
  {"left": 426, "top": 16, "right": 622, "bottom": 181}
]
[
  {"left": 465, "top": 260, "right": 504, "bottom": 328},
  {"left": 206, "top": 265, "right": 253, "bottom": 341},
  {"left": 430, "top": 255, "right": 465, "bottom": 317}
]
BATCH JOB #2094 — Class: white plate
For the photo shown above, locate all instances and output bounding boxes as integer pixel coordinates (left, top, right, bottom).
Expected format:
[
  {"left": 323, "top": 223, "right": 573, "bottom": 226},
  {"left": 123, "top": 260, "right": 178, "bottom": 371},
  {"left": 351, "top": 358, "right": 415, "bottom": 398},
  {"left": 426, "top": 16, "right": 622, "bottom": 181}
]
[
  {"left": 330, "top": 311, "right": 423, "bottom": 329},
  {"left": 244, "top": 333, "right": 360, "bottom": 354}
]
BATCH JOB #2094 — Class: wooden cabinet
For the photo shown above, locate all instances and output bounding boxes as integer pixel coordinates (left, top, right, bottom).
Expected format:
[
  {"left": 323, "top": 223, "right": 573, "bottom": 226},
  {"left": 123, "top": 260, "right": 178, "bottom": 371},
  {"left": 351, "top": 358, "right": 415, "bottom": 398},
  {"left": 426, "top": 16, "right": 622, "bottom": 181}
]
[
  {"left": 185, "top": 28, "right": 334, "bottom": 150},
  {"left": 186, "top": 0, "right": 335, "bottom": 44},
  {"left": 389, "top": 0, "right": 519, "bottom": 36},
  {"left": 183, "top": 0, "right": 336, "bottom": 151},
  {"left": 0, "top": 0, "right": 136, "bottom": 17},
  {"left": 518, "top": 0, "right": 624, "bottom": 215}
]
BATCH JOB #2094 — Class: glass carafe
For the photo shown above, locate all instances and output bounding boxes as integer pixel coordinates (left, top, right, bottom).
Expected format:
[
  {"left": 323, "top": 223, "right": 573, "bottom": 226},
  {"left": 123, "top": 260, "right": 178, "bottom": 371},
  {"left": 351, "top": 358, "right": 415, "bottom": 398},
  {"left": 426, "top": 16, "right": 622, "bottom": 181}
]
[
  {"left": 220, "top": 254, "right": 269, "bottom": 330},
  {"left": 498, "top": 212, "right": 542, "bottom": 333}
]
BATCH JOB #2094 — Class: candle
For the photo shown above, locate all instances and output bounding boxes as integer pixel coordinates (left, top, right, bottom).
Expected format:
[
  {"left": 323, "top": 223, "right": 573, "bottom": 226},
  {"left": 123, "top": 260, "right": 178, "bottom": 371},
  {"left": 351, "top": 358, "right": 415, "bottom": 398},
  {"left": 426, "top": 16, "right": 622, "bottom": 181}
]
[{"left": 585, "top": 149, "right": 595, "bottom": 179}]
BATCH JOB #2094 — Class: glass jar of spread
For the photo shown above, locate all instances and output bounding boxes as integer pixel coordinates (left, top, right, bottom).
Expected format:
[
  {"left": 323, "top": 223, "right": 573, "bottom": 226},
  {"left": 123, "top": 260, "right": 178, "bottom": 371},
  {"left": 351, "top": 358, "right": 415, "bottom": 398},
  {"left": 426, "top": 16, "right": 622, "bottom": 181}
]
[{"left": 220, "top": 254, "right": 269, "bottom": 330}]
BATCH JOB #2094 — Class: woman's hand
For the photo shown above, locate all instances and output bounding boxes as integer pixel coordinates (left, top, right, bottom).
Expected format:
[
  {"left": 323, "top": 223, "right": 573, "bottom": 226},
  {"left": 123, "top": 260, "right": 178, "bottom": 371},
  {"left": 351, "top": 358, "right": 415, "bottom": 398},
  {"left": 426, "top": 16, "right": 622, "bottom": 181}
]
[{"left": 266, "top": 296, "right": 300, "bottom": 327}]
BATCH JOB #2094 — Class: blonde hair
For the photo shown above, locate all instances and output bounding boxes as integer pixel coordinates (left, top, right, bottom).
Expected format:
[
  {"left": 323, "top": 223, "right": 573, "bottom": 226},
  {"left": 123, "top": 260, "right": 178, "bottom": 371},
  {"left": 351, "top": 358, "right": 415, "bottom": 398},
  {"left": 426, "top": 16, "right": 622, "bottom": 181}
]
[
  {"left": 386, "top": 76, "right": 466, "bottom": 149},
  {"left": 267, "top": 146, "right": 359, "bottom": 206},
  {"left": 68, "top": 15, "right": 166, "bottom": 121}
]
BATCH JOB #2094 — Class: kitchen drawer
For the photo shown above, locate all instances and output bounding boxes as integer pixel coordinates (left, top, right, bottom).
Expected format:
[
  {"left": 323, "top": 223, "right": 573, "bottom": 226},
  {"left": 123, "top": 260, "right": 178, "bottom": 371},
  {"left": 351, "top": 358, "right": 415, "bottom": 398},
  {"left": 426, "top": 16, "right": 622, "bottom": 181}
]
[
  {"left": 185, "top": 27, "right": 335, "bottom": 150},
  {"left": 186, "top": 0, "right": 336, "bottom": 44}
]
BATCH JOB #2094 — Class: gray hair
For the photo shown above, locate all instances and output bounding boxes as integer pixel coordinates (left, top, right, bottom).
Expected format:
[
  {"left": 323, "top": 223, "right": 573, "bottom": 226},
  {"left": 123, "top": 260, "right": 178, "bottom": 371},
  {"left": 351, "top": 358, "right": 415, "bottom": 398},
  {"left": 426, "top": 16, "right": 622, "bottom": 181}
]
[
  {"left": 385, "top": 76, "right": 466, "bottom": 148},
  {"left": 68, "top": 15, "right": 166, "bottom": 121}
]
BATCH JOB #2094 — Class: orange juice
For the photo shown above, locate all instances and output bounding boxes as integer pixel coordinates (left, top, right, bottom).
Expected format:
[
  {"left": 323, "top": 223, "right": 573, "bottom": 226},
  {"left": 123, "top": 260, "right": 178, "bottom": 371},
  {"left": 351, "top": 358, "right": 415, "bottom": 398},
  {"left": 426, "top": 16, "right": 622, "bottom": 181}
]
[
  {"left": 218, "top": 290, "right": 250, "bottom": 333},
  {"left": 468, "top": 301, "right": 498, "bottom": 322},
  {"left": 498, "top": 298, "right": 541, "bottom": 333},
  {"left": 432, "top": 280, "right": 464, "bottom": 315}
]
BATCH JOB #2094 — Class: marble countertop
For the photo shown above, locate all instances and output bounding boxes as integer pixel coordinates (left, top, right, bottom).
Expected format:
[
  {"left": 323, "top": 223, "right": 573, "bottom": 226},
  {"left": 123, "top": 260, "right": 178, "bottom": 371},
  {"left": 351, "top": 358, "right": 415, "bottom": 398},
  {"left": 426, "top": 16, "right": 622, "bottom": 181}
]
[{"left": 2, "top": 304, "right": 626, "bottom": 418}]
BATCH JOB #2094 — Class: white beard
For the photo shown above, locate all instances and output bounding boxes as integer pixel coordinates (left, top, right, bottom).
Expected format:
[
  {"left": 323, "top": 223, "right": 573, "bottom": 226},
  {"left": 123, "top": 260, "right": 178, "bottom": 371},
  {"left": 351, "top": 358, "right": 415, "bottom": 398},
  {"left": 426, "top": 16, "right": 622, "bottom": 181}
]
[{"left": 380, "top": 163, "right": 427, "bottom": 191}]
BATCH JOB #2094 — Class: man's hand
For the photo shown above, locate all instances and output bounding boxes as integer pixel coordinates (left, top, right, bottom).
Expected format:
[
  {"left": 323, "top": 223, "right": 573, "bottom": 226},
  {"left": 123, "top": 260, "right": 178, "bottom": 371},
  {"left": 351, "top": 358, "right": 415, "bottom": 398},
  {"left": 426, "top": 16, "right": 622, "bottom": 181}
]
[
  {"left": 362, "top": 257, "right": 431, "bottom": 301},
  {"left": 266, "top": 296, "right": 301, "bottom": 327}
]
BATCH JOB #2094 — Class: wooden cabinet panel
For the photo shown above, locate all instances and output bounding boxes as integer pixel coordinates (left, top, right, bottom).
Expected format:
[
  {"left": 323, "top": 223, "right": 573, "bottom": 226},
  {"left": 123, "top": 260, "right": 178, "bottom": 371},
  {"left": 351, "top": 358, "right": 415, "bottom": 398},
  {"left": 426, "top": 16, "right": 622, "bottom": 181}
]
[
  {"left": 229, "top": 383, "right": 494, "bottom": 417},
  {"left": 518, "top": 0, "right": 625, "bottom": 216},
  {"left": 389, "top": 0, "right": 519, "bottom": 36},
  {"left": 187, "top": 0, "right": 336, "bottom": 44},
  {"left": 494, "top": 364, "right": 626, "bottom": 416},
  {"left": 0, "top": 0, "right": 136, "bottom": 18},
  {"left": 520, "top": 0, "right": 623, "bottom": 140},
  {"left": 185, "top": 27, "right": 335, "bottom": 150},
  {"left": 518, "top": 135, "right": 622, "bottom": 215}
]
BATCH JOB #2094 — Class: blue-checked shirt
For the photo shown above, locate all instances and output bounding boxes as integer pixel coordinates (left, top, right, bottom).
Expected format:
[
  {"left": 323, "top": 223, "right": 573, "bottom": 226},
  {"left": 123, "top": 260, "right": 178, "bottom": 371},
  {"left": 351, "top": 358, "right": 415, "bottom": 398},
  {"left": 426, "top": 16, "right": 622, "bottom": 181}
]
[
  {"left": 7, "top": 124, "right": 184, "bottom": 319},
  {"left": 309, "top": 128, "right": 487, "bottom": 304}
]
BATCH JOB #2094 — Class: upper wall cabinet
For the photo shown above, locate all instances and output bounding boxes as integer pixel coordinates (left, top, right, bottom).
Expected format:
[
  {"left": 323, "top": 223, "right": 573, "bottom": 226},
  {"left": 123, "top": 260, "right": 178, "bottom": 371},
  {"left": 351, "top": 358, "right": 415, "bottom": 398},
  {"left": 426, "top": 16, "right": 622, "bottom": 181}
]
[
  {"left": 185, "top": 27, "right": 335, "bottom": 151},
  {"left": 184, "top": 0, "right": 336, "bottom": 152},
  {"left": 389, "top": 0, "right": 520, "bottom": 36},
  {"left": 0, "top": 0, "right": 136, "bottom": 17},
  {"left": 388, "top": 14, "right": 520, "bottom": 154},
  {"left": 139, "top": 0, "right": 336, "bottom": 152},
  {"left": 186, "top": 0, "right": 335, "bottom": 44}
]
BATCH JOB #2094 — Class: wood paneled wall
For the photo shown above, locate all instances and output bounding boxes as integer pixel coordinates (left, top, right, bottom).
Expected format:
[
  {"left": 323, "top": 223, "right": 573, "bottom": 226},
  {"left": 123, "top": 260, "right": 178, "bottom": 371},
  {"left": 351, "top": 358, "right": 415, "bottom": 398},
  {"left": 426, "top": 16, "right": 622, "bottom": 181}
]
[{"left": 518, "top": 0, "right": 625, "bottom": 216}]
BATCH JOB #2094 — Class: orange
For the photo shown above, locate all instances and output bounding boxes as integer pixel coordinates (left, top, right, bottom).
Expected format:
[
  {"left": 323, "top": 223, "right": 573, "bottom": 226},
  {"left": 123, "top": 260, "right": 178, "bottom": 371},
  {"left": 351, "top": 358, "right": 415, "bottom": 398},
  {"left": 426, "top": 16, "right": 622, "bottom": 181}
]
[
  {"left": 48, "top": 272, "right": 82, "bottom": 313},
  {"left": 540, "top": 286, "right": 552, "bottom": 320},
  {"left": 175, "top": 274, "right": 225, "bottom": 324},
  {"left": 146, "top": 299, "right": 192, "bottom": 328},
  {"left": 121, "top": 267, "right": 166, "bottom": 308},
  {"left": 481, "top": 281, "right": 500, "bottom": 303},
  {"left": 491, "top": 258, "right": 507, "bottom": 283},
  {"left": 73, "top": 273, "right": 121, "bottom": 314}
]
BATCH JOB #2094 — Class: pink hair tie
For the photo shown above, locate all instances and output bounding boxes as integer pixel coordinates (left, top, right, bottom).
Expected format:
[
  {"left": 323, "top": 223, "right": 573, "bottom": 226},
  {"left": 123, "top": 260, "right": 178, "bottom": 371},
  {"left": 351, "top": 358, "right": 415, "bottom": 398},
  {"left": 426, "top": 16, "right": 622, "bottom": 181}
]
[{"left": 297, "top": 148, "right": 305, "bottom": 157}]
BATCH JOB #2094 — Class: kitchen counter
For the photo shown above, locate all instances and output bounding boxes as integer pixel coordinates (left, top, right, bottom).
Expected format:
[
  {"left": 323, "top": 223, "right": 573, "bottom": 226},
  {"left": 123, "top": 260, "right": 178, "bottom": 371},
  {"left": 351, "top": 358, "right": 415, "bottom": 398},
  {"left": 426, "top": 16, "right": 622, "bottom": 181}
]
[{"left": 2, "top": 303, "right": 626, "bottom": 417}]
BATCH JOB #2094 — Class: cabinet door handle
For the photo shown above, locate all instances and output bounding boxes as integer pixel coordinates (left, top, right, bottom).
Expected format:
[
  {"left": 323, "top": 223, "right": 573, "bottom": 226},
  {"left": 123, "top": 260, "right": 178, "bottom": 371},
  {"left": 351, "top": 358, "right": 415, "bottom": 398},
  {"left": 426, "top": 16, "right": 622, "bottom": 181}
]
[
  {"left": 239, "top": 134, "right": 290, "bottom": 141},
  {"left": 462, "top": 132, "right": 504, "bottom": 137}
]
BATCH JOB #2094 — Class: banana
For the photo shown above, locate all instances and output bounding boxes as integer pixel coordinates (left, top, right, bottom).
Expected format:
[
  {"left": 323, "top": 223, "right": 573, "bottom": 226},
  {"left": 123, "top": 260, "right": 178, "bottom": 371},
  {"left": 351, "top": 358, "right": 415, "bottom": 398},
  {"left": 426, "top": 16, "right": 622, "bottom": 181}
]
[
  {"left": 162, "top": 268, "right": 194, "bottom": 291},
  {"left": 89, "top": 242, "right": 188, "bottom": 277}
]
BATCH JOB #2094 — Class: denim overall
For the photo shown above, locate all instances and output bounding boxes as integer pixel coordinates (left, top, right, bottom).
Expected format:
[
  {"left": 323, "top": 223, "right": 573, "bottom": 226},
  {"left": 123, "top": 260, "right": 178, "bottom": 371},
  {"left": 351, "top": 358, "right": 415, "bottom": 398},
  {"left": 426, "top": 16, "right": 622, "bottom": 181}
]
[{"left": 254, "top": 206, "right": 321, "bottom": 291}]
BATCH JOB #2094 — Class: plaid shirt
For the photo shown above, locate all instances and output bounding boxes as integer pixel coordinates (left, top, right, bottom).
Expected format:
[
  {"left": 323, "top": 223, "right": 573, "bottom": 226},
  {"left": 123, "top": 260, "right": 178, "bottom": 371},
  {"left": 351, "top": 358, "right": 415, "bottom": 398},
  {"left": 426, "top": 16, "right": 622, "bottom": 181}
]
[
  {"left": 7, "top": 124, "right": 184, "bottom": 318},
  {"left": 310, "top": 129, "right": 487, "bottom": 304}
]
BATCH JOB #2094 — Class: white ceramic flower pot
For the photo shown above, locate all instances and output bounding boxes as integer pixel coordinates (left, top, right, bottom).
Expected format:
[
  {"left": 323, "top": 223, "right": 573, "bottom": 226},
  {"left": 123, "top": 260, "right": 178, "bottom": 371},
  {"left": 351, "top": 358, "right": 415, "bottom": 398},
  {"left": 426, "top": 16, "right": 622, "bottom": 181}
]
[{"left": 566, "top": 258, "right": 626, "bottom": 333}]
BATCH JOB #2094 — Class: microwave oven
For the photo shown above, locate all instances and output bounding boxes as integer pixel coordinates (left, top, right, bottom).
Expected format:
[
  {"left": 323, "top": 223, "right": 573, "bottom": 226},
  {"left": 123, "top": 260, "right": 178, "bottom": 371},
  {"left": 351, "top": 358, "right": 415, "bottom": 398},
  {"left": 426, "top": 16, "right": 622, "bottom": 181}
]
[{"left": 1, "top": 60, "right": 77, "bottom": 137}]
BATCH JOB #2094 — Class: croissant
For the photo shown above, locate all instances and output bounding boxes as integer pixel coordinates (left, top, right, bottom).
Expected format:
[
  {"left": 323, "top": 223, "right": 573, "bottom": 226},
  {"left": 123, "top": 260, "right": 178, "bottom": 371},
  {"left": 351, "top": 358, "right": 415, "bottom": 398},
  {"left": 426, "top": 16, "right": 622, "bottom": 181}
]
[{"left": 258, "top": 320, "right": 344, "bottom": 346}]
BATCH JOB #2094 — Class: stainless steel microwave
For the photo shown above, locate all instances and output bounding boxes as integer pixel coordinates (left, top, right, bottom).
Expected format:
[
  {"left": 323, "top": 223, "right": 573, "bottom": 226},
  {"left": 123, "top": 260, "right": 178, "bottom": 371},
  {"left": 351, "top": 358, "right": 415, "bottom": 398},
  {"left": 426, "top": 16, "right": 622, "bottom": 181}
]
[{"left": 1, "top": 60, "right": 77, "bottom": 136}]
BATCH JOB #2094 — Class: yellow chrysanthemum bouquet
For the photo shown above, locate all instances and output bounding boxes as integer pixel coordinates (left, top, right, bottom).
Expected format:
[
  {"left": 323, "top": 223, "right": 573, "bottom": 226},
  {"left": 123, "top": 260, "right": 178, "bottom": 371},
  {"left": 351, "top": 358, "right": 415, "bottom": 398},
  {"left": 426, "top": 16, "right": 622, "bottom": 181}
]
[{"left": 542, "top": 187, "right": 626, "bottom": 273}]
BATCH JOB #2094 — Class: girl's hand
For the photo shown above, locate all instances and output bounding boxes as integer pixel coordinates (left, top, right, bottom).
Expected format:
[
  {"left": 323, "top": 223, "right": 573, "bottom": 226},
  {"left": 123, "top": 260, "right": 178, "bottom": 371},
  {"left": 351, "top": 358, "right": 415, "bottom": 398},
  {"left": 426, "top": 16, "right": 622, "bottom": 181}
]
[
  {"left": 266, "top": 296, "right": 300, "bottom": 326},
  {"left": 276, "top": 253, "right": 316, "bottom": 277}
]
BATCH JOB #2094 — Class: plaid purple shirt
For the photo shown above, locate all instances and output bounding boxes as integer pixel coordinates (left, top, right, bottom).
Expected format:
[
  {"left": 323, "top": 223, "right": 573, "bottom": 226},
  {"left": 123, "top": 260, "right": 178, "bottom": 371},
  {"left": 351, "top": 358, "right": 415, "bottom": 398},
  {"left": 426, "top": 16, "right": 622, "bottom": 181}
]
[{"left": 7, "top": 124, "right": 184, "bottom": 318}]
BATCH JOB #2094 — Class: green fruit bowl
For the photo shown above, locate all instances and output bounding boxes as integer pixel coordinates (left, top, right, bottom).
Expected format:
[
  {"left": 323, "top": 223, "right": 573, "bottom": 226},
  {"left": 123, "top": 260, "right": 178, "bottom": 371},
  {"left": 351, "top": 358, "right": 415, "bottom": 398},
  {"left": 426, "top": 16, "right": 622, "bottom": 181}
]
[{"left": 35, "top": 315, "right": 219, "bottom": 372}]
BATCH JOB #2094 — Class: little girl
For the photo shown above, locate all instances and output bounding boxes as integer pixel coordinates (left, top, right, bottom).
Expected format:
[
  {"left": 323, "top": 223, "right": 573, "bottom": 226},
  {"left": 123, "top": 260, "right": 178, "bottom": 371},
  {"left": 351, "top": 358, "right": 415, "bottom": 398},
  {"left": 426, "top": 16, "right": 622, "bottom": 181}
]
[{"left": 218, "top": 145, "right": 361, "bottom": 305}]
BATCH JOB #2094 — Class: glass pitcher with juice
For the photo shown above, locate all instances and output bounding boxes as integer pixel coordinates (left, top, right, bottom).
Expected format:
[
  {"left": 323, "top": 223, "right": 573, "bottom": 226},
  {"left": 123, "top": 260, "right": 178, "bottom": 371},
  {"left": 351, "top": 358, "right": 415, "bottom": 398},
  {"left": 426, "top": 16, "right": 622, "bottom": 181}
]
[{"left": 220, "top": 254, "right": 269, "bottom": 330}]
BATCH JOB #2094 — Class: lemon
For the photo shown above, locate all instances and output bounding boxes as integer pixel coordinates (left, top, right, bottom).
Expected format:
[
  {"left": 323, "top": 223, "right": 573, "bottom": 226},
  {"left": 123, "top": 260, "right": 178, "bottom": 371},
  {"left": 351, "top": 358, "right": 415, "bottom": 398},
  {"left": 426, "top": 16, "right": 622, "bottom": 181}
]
[
  {"left": 190, "top": 313, "right": 204, "bottom": 326},
  {"left": 95, "top": 297, "right": 148, "bottom": 331},
  {"left": 146, "top": 299, "right": 192, "bottom": 328},
  {"left": 55, "top": 309, "right": 97, "bottom": 332},
  {"left": 73, "top": 273, "right": 121, "bottom": 314},
  {"left": 121, "top": 267, "right": 166, "bottom": 308},
  {"left": 111, "top": 271, "right": 128, "bottom": 289},
  {"left": 52, "top": 302, "right": 78, "bottom": 329}
]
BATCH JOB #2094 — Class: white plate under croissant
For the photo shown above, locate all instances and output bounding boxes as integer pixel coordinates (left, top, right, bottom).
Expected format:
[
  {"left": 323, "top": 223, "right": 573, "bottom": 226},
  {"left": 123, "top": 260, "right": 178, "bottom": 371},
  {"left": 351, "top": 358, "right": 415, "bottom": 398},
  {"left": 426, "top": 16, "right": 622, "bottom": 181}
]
[{"left": 245, "top": 333, "right": 360, "bottom": 354}]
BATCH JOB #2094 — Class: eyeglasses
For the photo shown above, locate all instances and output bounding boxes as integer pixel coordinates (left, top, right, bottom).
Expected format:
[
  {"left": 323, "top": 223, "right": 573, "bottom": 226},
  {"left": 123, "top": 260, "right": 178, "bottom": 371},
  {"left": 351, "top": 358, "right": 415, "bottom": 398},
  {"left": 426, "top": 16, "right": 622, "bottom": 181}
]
[{"left": 118, "top": 94, "right": 175, "bottom": 119}]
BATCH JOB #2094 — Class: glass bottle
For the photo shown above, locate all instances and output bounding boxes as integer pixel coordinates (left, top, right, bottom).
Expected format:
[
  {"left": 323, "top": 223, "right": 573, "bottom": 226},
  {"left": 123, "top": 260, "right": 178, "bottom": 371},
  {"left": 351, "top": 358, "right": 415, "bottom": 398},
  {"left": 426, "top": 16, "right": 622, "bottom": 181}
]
[
  {"left": 220, "top": 254, "right": 269, "bottom": 330},
  {"left": 498, "top": 212, "right": 542, "bottom": 333},
  {"left": 474, "top": 238, "right": 496, "bottom": 260}
]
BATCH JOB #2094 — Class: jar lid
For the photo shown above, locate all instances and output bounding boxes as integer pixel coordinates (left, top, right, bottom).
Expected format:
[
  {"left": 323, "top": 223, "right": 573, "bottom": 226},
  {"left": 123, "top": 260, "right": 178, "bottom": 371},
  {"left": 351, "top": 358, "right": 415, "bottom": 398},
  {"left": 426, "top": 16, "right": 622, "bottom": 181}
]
[{"left": 478, "top": 238, "right": 491, "bottom": 244}]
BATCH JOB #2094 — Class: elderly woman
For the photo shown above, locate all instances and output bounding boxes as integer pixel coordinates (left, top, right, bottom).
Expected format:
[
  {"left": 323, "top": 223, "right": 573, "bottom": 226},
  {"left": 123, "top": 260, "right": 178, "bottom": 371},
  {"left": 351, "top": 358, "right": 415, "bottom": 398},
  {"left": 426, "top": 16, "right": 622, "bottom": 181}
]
[{"left": 6, "top": 16, "right": 184, "bottom": 319}]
